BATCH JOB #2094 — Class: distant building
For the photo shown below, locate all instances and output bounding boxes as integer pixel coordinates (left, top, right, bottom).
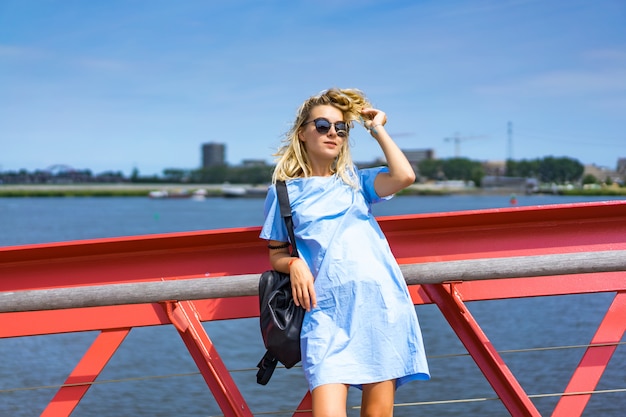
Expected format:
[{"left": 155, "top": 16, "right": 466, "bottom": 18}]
[
  {"left": 482, "top": 175, "right": 535, "bottom": 193},
  {"left": 482, "top": 160, "right": 506, "bottom": 176},
  {"left": 583, "top": 164, "right": 617, "bottom": 183},
  {"left": 202, "top": 143, "right": 226, "bottom": 168},
  {"left": 241, "top": 159, "right": 268, "bottom": 167},
  {"left": 355, "top": 148, "right": 434, "bottom": 175},
  {"left": 402, "top": 149, "right": 435, "bottom": 164},
  {"left": 402, "top": 148, "right": 435, "bottom": 176}
]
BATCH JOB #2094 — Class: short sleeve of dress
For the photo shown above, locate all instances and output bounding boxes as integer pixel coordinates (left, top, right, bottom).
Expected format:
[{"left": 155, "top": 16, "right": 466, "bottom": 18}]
[
  {"left": 359, "top": 166, "right": 393, "bottom": 204},
  {"left": 259, "top": 183, "right": 288, "bottom": 242}
]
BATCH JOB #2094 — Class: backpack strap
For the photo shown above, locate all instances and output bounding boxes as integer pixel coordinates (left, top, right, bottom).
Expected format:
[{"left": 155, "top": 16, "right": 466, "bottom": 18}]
[
  {"left": 256, "top": 180, "right": 299, "bottom": 386},
  {"left": 276, "top": 180, "right": 299, "bottom": 258},
  {"left": 256, "top": 351, "right": 278, "bottom": 385}
]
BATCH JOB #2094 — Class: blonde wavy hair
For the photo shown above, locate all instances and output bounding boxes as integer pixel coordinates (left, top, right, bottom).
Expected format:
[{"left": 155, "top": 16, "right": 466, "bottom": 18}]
[{"left": 272, "top": 88, "right": 372, "bottom": 188}]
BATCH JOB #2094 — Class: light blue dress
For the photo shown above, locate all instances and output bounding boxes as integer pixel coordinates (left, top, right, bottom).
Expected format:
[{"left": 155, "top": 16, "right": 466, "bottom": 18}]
[{"left": 260, "top": 167, "right": 430, "bottom": 391}]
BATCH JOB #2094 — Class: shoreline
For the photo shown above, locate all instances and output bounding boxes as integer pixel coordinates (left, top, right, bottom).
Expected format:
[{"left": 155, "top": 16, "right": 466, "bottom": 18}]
[
  {"left": 0, "top": 183, "right": 224, "bottom": 197},
  {"left": 1, "top": 183, "right": 625, "bottom": 198},
  {"left": 0, "top": 183, "right": 481, "bottom": 197}
]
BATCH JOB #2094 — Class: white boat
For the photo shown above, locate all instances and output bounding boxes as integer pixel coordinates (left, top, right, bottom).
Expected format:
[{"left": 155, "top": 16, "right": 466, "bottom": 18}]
[
  {"left": 221, "top": 184, "right": 268, "bottom": 198},
  {"left": 148, "top": 189, "right": 207, "bottom": 200}
]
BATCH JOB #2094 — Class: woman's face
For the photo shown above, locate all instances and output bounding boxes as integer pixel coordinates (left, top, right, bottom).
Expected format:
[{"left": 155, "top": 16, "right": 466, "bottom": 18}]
[{"left": 298, "top": 105, "right": 346, "bottom": 169}]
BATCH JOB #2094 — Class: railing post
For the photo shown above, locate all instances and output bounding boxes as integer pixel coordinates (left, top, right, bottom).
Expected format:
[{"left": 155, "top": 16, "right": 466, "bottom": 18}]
[
  {"left": 551, "top": 290, "right": 626, "bottom": 417},
  {"left": 162, "top": 301, "right": 253, "bottom": 417},
  {"left": 293, "top": 390, "right": 313, "bottom": 416},
  {"left": 422, "top": 283, "right": 541, "bottom": 417},
  {"left": 41, "top": 328, "right": 130, "bottom": 417}
]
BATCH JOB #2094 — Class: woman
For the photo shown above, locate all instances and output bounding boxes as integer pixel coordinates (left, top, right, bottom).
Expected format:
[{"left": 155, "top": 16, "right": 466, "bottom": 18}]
[{"left": 260, "top": 88, "right": 430, "bottom": 417}]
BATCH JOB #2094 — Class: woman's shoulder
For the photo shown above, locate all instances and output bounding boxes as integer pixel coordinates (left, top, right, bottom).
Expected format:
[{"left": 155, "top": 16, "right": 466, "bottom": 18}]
[{"left": 356, "top": 165, "right": 389, "bottom": 176}]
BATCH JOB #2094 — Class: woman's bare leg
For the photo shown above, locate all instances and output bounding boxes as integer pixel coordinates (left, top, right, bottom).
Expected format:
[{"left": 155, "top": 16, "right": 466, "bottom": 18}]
[
  {"left": 360, "top": 380, "right": 395, "bottom": 417},
  {"left": 311, "top": 383, "right": 349, "bottom": 417}
]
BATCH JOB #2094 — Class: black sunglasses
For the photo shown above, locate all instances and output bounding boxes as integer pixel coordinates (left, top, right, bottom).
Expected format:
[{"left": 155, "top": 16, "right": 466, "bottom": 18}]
[{"left": 303, "top": 118, "right": 349, "bottom": 137}]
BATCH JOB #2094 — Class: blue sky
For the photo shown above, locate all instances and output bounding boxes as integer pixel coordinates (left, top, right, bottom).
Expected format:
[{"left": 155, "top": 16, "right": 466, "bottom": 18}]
[{"left": 1, "top": 0, "right": 625, "bottom": 176}]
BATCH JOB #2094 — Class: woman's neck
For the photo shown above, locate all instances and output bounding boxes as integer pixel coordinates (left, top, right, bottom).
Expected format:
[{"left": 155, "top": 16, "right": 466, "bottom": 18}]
[{"left": 310, "top": 165, "right": 334, "bottom": 177}]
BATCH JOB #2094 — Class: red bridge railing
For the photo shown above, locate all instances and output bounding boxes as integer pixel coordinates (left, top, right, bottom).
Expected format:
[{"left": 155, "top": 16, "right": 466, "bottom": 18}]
[{"left": 1, "top": 200, "right": 625, "bottom": 416}]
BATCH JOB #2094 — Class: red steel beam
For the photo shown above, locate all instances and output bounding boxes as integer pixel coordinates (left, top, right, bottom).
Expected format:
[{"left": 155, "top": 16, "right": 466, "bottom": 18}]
[
  {"left": 1, "top": 201, "right": 624, "bottom": 293},
  {"left": 0, "top": 298, "right": 260, "bottom": 339},
  {"left": 551, "top": 290, "right": 626, "bottom": 417},
  {"left": 162, "top": 300, "right": 253, "bottom": 417},
  {"left": 422, "top": 283, "right": 541, "bottom": 416},
  {"left": 40, "top": 328, "right": 130, "bottom": 417},
  {"left": 294, "top": 391, "right": 313, "bottom": 416}
]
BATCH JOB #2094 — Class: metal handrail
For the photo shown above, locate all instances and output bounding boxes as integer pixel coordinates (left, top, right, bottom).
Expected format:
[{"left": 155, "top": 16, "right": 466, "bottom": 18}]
[{"left": 1, "top": 250, "right": 624, "bottom": 313}]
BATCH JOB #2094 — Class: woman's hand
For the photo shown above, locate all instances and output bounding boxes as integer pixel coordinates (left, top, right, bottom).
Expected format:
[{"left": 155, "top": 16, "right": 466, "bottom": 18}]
[
  {"left": 268, "top": 243, "right": 317, "bottom": 311},
  {"left": 288, "top": 258, "right": 317, "bottom": 311},
  {"left": 359, "top": 109, "right": 417, "bottom": 197},
  {"left": 361, "top": 107, "right": 387, "bottom": 134}
]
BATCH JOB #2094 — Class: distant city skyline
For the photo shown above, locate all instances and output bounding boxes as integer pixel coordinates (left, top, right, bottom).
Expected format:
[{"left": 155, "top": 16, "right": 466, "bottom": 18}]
[
  {"left": 1, "top": 143, "right": 620, "bottom": 179},
  {"left": 1, "top": 1, "right": 624, "bottom": 175}
]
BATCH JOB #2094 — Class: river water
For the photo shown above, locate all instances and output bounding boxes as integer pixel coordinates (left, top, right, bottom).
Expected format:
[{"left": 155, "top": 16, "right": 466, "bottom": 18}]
[{"left": 1, "top": 194, "right": 624, "bottom": 416}]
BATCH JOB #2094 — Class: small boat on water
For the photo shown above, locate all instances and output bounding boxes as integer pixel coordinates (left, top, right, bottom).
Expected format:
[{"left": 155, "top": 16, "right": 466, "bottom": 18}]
[
  {"left": 221, "top": 184, "right": 268, "bottom": 198},
  {"left": 148, "top": 189, "right": 208, "bottom": 200},
  {"left": 148, "top": 185, "right": 268, "bottom": 199}
]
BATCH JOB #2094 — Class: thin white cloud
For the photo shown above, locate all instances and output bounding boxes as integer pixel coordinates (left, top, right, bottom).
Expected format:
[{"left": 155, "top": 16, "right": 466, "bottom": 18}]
[
  {"left": 436, "top": 0, "right": 545, "bottom": 18},
  {"left": 475, "top": 67, "right": 626, "bottom": 97},
  {"left": 582, "top": 47, "right": 626, "bottom": 64},
  {"left": 0, "top": 44, "right": 43, "bottom": 59},
  {"left": 77, "top": 58, "right": 130, "bottom": 72},
  {"left": 591, "top": 96, "right": 626, "bottom": 114}
]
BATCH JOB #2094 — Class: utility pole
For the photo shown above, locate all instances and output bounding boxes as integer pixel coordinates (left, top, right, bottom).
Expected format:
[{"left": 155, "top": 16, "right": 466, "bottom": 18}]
[{"left": 507, "top": 121, "right": 513, "bottom": 161}]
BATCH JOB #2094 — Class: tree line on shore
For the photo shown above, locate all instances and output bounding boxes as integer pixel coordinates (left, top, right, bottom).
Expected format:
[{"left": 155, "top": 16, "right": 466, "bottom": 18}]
[{"left": 1, "top": 156, "right": 621, "bottom": 188}]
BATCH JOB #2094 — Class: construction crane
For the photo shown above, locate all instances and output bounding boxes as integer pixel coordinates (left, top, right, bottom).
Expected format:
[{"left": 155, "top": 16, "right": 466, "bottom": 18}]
[{"left": 444, "top": 132, "right": 487, "bottom": 158}]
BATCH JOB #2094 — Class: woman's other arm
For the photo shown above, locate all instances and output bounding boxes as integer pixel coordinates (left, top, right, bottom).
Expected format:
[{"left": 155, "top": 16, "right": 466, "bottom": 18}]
[
  {"left": 361, "top": 108, "right": 416, "bottom": 197},
  {"left": 268, "top": 241, "right": 317, "bottom": 311}
]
